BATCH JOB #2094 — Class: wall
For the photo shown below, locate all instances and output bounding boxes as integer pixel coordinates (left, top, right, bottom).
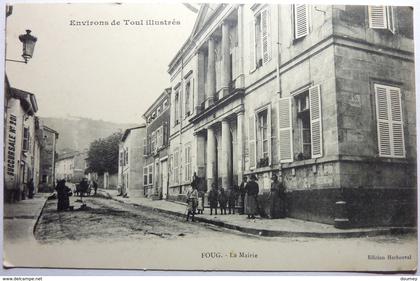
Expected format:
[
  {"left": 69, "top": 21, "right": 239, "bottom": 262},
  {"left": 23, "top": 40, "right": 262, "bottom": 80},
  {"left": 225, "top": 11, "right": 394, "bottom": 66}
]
[{"left": 129, "top": 127, "right": 146, "bottom": 198}]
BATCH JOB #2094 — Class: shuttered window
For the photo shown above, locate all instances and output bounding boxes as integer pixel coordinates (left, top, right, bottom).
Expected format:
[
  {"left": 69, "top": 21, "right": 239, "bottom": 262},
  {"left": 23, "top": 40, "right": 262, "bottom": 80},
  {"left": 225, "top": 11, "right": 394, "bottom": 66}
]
[
  {"left": 249, "top": 19, "right": 256, "bottom": 72},
  {"left": 148, "top": 165, "right": 153, "bottom": 185},
  {"left": 309, "top": 85, "right": 323, "bottom": 158},
  {"left": 368, "top": 6, "right": 395, "bottom": 32},
  {"left": 255, "top": 105, "right": 272, "bottom": 168},
  {"left": 294, "top": 4, "right": 309, "bottom": 39},
  {"left": 375, "top": 84, "right": 405, "bottom": 158},
  {"left": 261, "top": 9, "right": 272, "bottom": 64},
  {"left": 249, "top": 7, "right": 271, "bottom": 72},
  {"left": 143, "top": 167, "right": 148, "bottom": 185},
  {"left": 278, "top": 97, "right": 293, "bottom": 163},
  {"left": 248, "top": 114, "right": 256, "bottom": 170},
  {"left": 23, "top": 127, "right": 30, "bottom": 151},
  {"left": 143, "top": 137, "right": 147, "bottom": 156}
]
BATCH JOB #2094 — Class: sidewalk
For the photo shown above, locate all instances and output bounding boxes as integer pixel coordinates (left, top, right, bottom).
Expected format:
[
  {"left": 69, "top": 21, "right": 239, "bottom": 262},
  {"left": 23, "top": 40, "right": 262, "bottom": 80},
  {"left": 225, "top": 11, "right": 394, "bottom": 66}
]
[
  {"left": 3, "top": 193, "right": 48, "bottom": 242},
  {"left": 99, "top": 189, "right": 416, "bottom": 238}
]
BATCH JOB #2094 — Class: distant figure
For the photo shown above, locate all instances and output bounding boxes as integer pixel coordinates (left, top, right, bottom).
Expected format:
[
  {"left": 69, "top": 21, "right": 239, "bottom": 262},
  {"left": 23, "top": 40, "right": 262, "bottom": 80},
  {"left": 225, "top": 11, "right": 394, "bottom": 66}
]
[
  {"left": 238, "top": 176, "right": 248, "bottom": 214},
  {"left": 218, "top": 187, "right": 228, "bottom": 215},
  {"left": 268, "top": 173, "right": 284, "bottom": 219},
  {"left": 78, "top": 178, "right": 89, "bottom": 199},
  {"left": 93, "top": 180, "right": 98, "bottom": 195},
  {"left": 186, "top": 185, "right": 198, "bottom": 222},
  {"left": 27, "top": 178, "right": 35, "bottom": 199},
  {"left": 55, "top": 179, "right": 71, "bottom": 211},
  {"left": 227, "top": 185, "right": 238, "bottom": 214},
  {"left": 245, "top": 174, "right": 259, "bottom": 219},
  {"left": 208, "top": 183, "right": 219, "bottom": 216}
]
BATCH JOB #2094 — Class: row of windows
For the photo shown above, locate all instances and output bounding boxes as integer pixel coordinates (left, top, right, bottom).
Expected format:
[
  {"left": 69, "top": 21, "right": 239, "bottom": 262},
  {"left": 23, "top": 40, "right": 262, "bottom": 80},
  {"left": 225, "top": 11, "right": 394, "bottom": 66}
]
[
  {"left": 143, "top": 123, "right": 169, "bottom": 156},
  {"left": 173, "top": 77, "right": 194, "bottom": 126},
  {"left": 146, "top": 99, "right": 169, "bottom": 124},
  {"left": 250, "top": 5, "right": 396, "bottom": 71},
  {"left": 248, "top": 83, "right": 405, "bottom": 171},
  {"left": 119, "top": 149, "right": 129, "bottom": 167}
]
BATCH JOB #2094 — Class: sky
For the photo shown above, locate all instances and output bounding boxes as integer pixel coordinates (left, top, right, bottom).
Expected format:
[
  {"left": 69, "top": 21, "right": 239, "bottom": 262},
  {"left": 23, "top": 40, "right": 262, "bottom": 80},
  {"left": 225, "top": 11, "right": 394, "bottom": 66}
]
[{"left": 5, "top": 3, "right": 198, "bottom": 124}]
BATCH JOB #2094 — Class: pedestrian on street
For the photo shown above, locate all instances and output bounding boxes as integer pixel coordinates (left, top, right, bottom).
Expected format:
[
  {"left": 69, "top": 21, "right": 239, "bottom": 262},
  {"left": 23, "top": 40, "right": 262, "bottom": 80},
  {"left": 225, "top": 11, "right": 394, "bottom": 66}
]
[
  {"left": 55, "top": 179, "right": 71, "bottom": 211},
  {"left": 27, "top": 178, "right": 35, "bottom": 199},
  {"left": 208, "top": 183, "right": 219, "bottom": 215},
  {"left": 238, "top": 176, "right": 247, "bottom": 214},
  {"left": 197, "top": 188, "right": 205, "bottom": 214},
  {"left": 93, "top": 180, "right": 98, "bottom": 196},
  {"left": 245, "top": 174, "right": 259, "bottom": 219},
  {"left": 268, "top": 173, "right": 285, "bottom": 219},
  {"left": 218, "top": 187, "right": 228, "bottom": 215},
  {"left": 186, "top": 184, "right": 198, "bottom": 222},
  {"left": 227, "top": 185, "right": 238, "bottom": 214}
]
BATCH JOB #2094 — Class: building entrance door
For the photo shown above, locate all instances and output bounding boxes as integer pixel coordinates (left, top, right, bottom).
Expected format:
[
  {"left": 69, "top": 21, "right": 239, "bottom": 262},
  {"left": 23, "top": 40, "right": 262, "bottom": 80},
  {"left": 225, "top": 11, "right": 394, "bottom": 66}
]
[{"left": 161, "top": 160, "right": 168, "bottom": 199}]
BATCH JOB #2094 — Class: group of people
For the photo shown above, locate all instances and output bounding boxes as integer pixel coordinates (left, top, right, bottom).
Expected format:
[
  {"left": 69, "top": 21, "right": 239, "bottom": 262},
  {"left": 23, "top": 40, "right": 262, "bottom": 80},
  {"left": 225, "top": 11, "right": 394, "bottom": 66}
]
[
  {"left": 185, "top": 172, "right": 286, "bottom": 222},
  {"left": 54, "top": 178, "right": 98, "bottom": 211}
]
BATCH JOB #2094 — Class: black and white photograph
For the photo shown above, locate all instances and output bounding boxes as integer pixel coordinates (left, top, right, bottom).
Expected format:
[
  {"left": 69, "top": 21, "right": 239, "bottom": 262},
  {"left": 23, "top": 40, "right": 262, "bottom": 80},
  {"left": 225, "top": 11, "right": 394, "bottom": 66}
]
[{"left": 2, "top": 1, "right": 418, "bottom": 272}]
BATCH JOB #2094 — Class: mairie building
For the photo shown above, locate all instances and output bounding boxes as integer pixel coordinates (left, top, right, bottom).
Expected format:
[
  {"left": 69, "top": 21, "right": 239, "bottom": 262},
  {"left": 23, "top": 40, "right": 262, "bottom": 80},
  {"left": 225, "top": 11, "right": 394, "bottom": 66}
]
[{"left": 165, "top": 4, "right": 415, "bottom": 228}]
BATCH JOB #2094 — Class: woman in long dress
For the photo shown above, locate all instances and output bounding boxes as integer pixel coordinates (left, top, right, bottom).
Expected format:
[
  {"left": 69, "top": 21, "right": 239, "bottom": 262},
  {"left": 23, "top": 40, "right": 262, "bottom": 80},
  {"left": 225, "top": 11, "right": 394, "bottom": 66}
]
[{"left": 245, "top": 174, "right": 259, "bottom": 219}]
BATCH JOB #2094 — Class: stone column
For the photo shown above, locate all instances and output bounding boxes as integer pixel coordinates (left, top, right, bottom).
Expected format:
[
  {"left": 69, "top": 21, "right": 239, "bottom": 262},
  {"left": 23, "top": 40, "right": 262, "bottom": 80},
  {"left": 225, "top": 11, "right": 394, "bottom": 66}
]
[
  {"left": 236, "top": 5, "right": 245, "bottom": 88},
  {"left": 221, "top": 119, "right": 232, "bottom": 190},
  {"left": 206, "top": 126, "right": 216, "bottom": 189},
  {"left": 221, "top": 21, "right": 231, "bottom": 97},
  {"left": 237, "top": 111, "right": 244, "bottom": 182},
  {"left": 195, "top": 50, "right": 205, "bottom": 113},
  {"left": 205, "top": 38, "right": 216, "bottom": 108}
]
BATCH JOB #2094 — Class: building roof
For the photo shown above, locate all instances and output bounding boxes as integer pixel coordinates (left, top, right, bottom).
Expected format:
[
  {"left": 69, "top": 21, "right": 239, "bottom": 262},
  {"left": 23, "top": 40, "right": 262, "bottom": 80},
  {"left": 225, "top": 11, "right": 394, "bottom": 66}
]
[
  {"left": 143, "top": 88, "right": 171, "bottom": 119},
  {"left": 121, "top": 124, "right": 146, "bottom": 142},
  {"left": 167, "top": 4, "right": 224, "bottom": 73},
  {"left": 43, "top": 125, "right": 59, "bottom": 136},
  {"left": 10, "top": 87, "right": 38, "bottom": 115}
]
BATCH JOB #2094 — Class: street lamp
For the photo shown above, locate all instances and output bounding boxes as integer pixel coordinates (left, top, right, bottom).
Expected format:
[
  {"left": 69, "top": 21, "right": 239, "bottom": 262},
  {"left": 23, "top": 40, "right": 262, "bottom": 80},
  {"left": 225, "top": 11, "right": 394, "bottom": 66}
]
[
  {"left": 6, "top": 29, "right": 38, "bottom": 64},
  {"left": 19, "top": 30, "right": 37, "bottom": 63}
]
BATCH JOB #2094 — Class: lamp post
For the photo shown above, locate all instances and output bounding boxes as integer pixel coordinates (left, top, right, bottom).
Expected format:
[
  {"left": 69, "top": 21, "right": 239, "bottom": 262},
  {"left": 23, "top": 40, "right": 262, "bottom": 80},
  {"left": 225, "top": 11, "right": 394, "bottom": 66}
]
[{"left": 6, "top": 29, "right": 38, "bottom": 64}]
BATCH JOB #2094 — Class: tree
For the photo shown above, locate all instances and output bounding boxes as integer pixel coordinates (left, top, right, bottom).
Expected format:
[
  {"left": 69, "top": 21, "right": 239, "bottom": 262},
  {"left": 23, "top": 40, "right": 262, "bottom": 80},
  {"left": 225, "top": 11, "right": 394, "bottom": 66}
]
[{"left": 86, "top": 131, "right": 122, "bottom": 175}]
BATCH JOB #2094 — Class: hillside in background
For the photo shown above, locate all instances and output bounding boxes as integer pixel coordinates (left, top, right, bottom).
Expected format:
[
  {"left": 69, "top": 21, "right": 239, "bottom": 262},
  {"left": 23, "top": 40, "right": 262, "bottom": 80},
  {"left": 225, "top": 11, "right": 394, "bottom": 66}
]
[{"left": 41, "top": 116, "right": 139, "bottom": 155}]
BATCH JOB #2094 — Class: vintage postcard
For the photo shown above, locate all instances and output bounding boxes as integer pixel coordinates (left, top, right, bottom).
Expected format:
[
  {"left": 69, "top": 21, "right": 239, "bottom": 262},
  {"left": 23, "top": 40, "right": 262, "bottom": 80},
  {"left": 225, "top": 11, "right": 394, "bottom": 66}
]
[{"left": 2, "top": 2, "right": 417, "bottom": 272}]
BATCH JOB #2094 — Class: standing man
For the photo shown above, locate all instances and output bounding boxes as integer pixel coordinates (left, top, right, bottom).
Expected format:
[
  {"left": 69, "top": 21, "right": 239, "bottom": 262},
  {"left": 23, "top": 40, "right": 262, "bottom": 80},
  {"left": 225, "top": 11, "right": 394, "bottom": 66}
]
[
  {"left": 268, "top": 173, "right": 284, "bottom": 219},
  {"left": 238, "top": 176, "right": 247, "bottom": 214},
  {"left": 208, "top": 183, "right": 219, "bottom": 216},
  {"left": 27, "top": 178, "right": 35, "bottom": 199}
]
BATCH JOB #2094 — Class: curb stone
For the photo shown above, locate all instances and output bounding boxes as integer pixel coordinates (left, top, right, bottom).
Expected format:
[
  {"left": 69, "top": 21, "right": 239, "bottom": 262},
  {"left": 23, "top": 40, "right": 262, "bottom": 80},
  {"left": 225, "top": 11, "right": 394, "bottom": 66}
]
[{"left": 102, "top": 191, "right": 417, "bottom": 238}]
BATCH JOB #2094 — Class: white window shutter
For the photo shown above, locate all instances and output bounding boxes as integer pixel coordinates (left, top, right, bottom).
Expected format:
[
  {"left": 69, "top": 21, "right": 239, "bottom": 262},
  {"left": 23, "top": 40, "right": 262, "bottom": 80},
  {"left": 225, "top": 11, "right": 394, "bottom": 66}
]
[
  {"left": 261, "top": 8, "right": 272, "bottom": 64},
  {"left": 375, "top": 84, "right": 392, "bottom": 157},
  {"left": 248, "top": 114, "right": 257, "bottom": 170},
  {"left": 267, "top": 103, "right": 272, "bottom": 165},
  {"left": 309, "top": 85, "right": 323, "bottom": 158},
  {"left": 278, "top": 97, "right": 293, "bottom": 163},
  {"left": 389, "top": 87, "right": 405, "bottom": 157},
  {"left": 294, "top": 4, "right": 309, "bottom": 39},
  {"left": 249, "top": 19, "right": 256, "bottom": 72},
  {"left": 386, "top": 6, "right": 395, "bottom": 33},
  {"left": 369, "top": 6, "right": 387, "bottom": 29}
]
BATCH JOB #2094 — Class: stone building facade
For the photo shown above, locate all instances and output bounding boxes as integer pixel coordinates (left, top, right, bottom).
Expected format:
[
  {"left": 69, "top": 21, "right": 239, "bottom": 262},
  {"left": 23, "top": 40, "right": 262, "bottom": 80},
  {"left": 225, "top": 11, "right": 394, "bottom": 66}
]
[
  {"left": 143, "top": 88, "right": 171, "bottom": 199},
  {"left": 39, "top": 125, "right": 59, "bottom": 192},
  {"left": 167, "top": 4, "right": 415, "bottom": 227},
  {"left": 118, "top": 125, "right": 146, "bottom": 198},
  {"left": 55, "top": 150, "right": 88, "bottom": 183}
]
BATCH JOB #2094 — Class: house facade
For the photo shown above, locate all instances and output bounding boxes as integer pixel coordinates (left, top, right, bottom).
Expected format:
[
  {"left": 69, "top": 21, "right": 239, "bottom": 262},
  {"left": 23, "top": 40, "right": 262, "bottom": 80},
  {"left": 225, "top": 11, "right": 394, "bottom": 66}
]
[
  {"left": 39, "top": 125, "right": 59, "bottom": 192},
  {"left": 143, "top": 88, "right": 171, "bottom": 200},
  {"left": 4, "top": 87, "right": 39, "bottom": 202},
  {"left": 55, "top": 150, "right": 88, "bottom": 183},
  {"left": 118, "top": 125, "right": 146, "bottom": 198},
  {"left": 167, "top": 4, "right": 415, "bottom": 227}
]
